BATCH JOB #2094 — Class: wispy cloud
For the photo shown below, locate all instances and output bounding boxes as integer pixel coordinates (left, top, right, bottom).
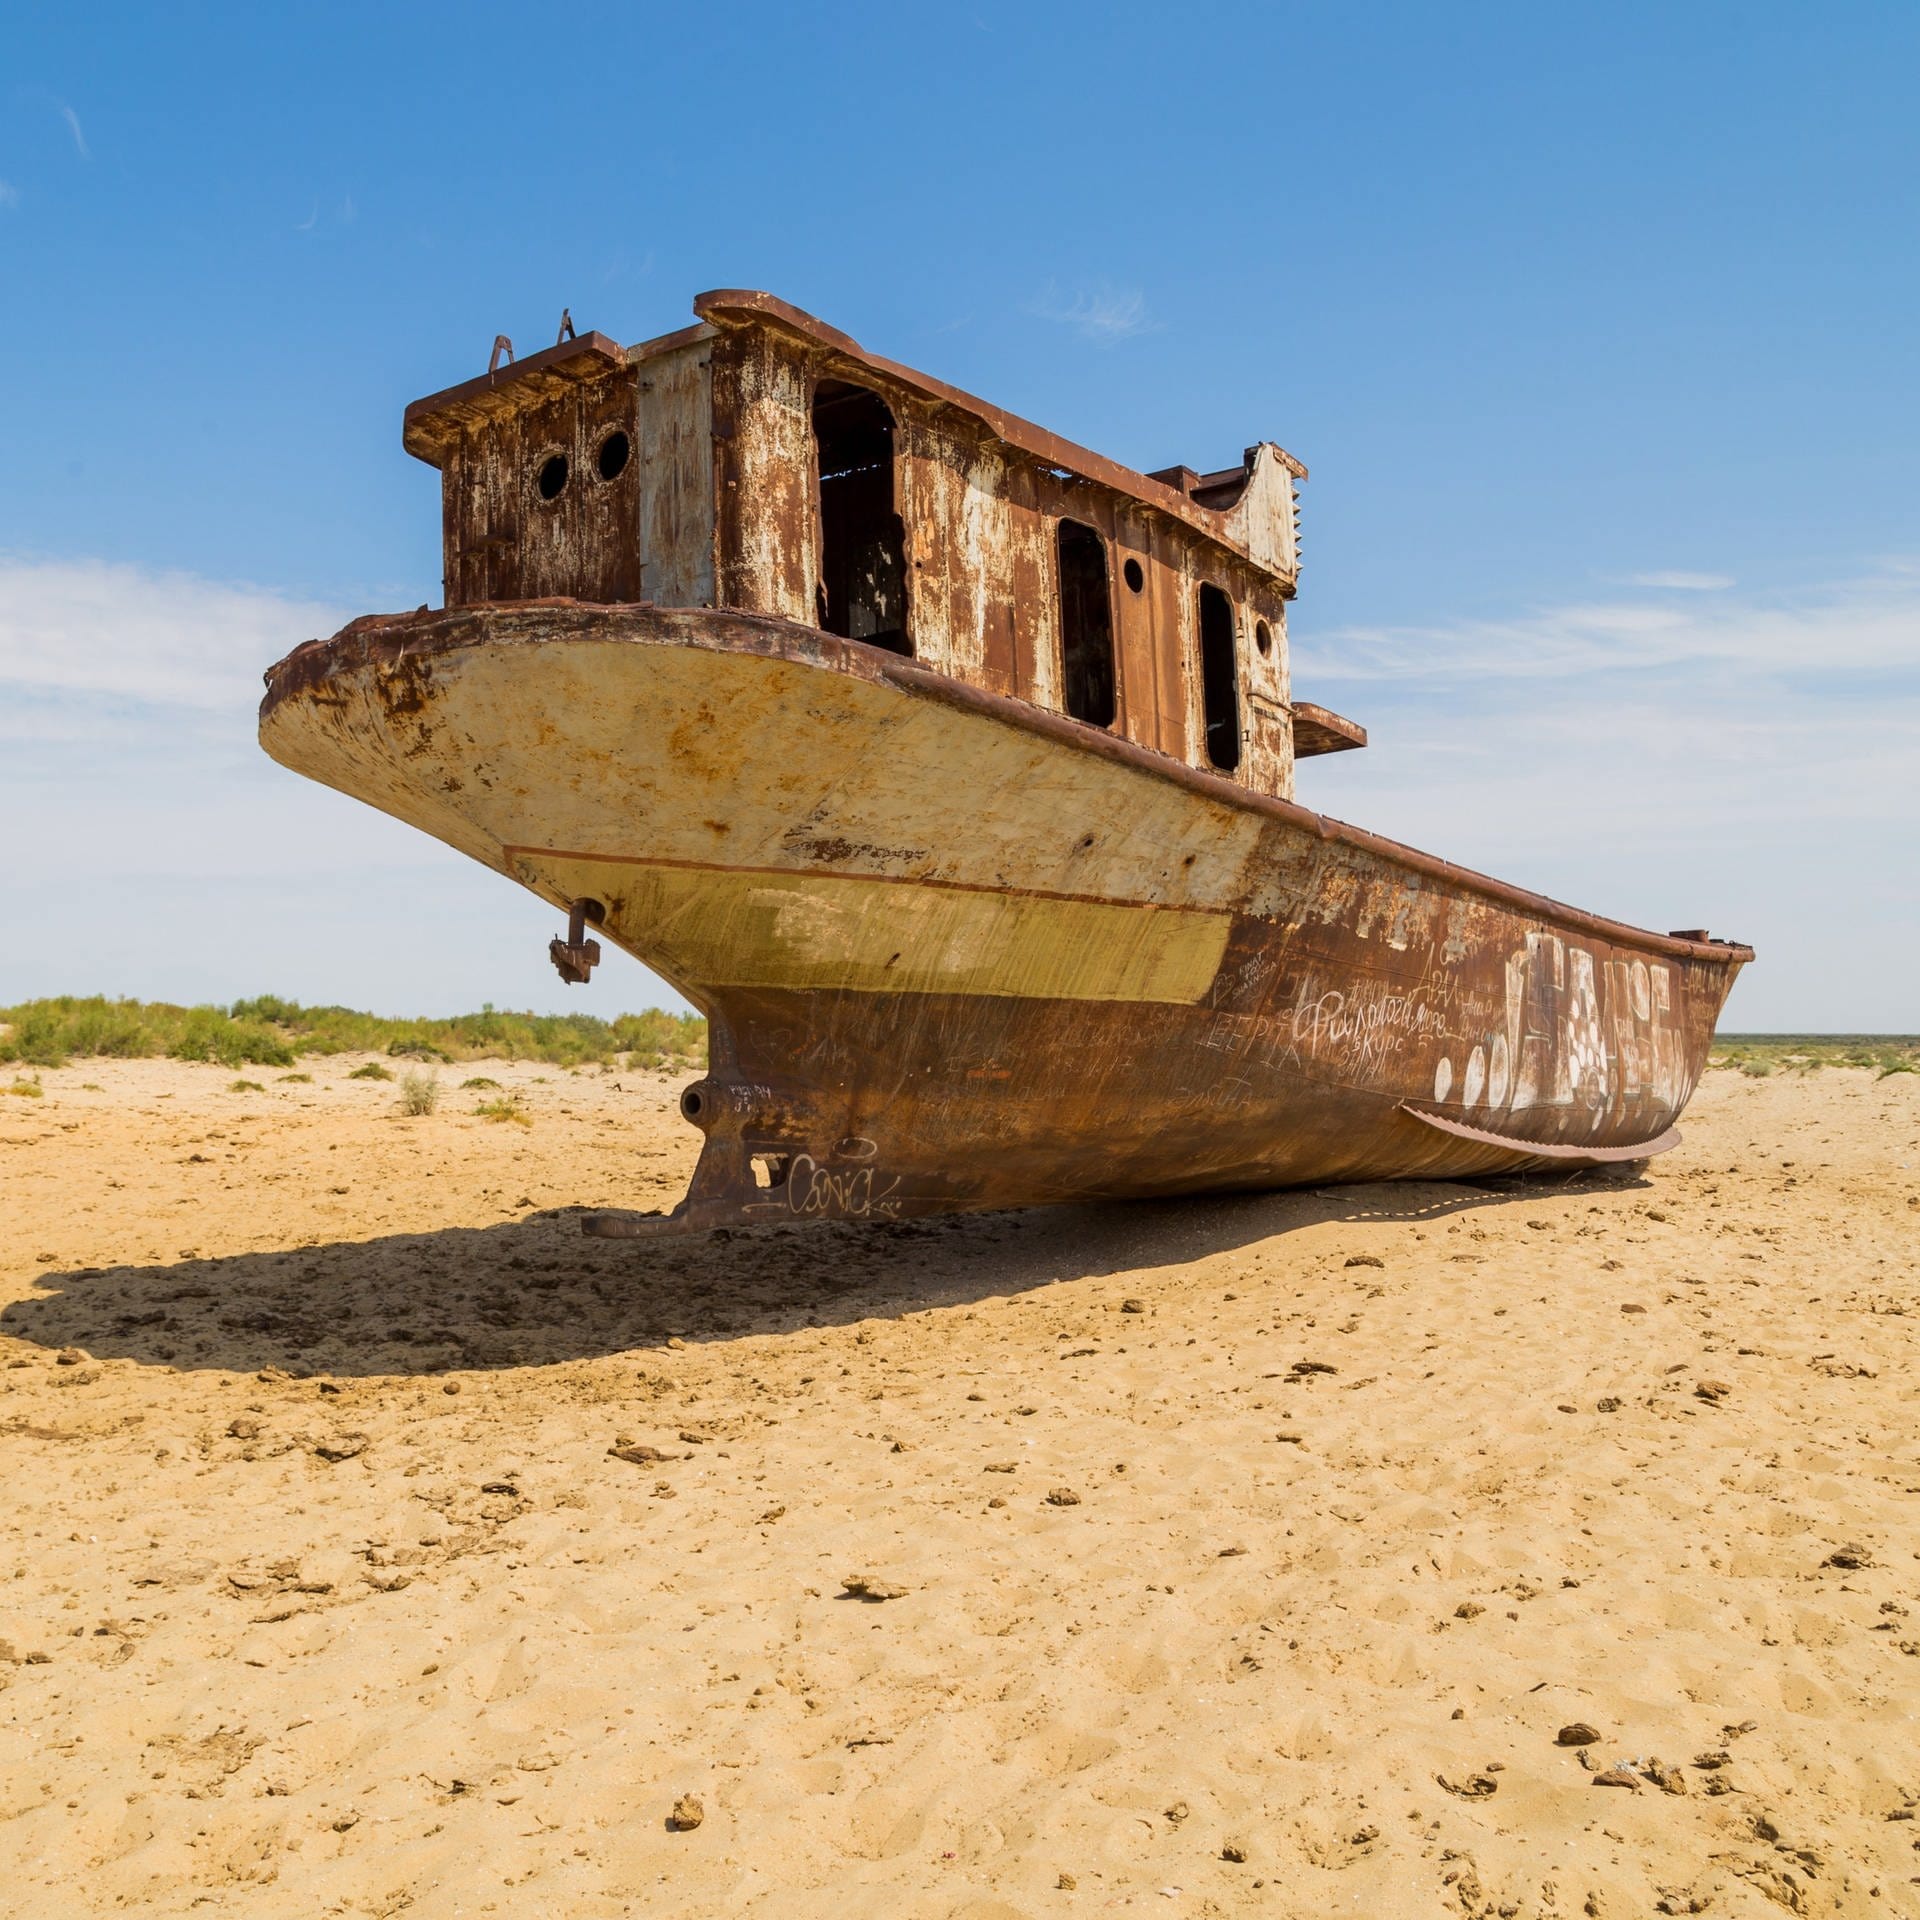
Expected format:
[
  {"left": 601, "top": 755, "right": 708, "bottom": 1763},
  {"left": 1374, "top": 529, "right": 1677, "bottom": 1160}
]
[
  {"left": 1295, "top": 564, "right": 1920, "bottom": 684},
  {"left": 0, "top": 553, "right": 343, "bottom": 712},
  {"left": 1292, "top": 564, "right": 1920, "bottom": 1026},
  {"left": 292, "top": 195, "right": 360, "bottom": 235},
  {"left": 60, "top": 104, "right": 89, "bottom": 160},
  {"left": 1027, "top": 282, "right": 1155, "bottom": 344},
  {"left": 1627, "top": 569, "right": 1734, "bottom": 591},
  {"left": 0, "top": 555, "right": 689, "bottom": 1015}
]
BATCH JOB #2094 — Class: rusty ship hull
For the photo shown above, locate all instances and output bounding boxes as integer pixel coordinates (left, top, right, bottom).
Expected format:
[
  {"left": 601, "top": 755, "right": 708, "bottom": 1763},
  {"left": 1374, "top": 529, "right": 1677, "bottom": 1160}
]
[{"left": 260, "top": 601, "right": 1750, "bottom": 1235}]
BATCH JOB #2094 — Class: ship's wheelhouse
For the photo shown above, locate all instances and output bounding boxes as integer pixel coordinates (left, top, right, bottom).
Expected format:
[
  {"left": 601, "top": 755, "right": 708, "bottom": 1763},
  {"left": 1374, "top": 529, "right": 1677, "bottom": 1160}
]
[{"left": 401, "top": 291, "right": 1363, "bottom": 802}]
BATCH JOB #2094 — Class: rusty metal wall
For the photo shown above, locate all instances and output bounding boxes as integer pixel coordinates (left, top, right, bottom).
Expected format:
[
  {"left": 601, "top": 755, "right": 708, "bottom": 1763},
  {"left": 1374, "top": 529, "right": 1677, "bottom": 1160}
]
[
  {"left": 704, "top": 325, "right": 1298, "bottom": 799},
  {"left": 632, "top": 336, "right": 716, "bottom": 609},
  {"left": 439, "top": 369, "right": 639, "bottom": 606},
  {"left": 418, "top": 310, "right": 1300, "bottom": 796},
  {"left": 709, "top": 329, "right": 817, "bottom": 624}
]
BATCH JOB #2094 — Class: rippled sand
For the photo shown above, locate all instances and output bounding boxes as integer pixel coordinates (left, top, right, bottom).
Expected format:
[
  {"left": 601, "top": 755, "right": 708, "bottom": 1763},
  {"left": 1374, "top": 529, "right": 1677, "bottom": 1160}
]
[{"left": 1, "top": 1056, "right": 1916, "bottom": 1917}]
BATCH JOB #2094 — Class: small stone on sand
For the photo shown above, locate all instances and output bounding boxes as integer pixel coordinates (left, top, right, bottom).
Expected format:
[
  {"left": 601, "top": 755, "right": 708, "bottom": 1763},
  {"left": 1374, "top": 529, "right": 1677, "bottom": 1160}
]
[{"left": 841, "top": 1574, "right": 909, "bottom": 1601}]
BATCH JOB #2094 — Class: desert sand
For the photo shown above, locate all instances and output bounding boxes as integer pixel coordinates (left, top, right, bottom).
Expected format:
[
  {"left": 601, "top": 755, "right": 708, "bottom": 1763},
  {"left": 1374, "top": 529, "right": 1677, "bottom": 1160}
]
[{"left": 1, "top": 1055, "right": 1916, "bottom": 1917}]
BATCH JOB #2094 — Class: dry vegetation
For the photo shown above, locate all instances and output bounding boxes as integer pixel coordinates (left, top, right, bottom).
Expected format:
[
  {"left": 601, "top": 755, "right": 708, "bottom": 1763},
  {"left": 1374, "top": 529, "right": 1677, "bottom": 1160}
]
[
  {"left": 0, "top": 994, "right": 706, "bottom": 1074},
  {"left": 1709, "top": 1033, "right": 1918, "bottom": 1079}
]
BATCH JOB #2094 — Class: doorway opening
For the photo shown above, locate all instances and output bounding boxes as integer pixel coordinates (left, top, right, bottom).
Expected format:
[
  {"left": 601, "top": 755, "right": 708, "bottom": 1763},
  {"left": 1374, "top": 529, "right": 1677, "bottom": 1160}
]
[
  {"left": 1197, "top": 583, "right": 1240, "bottom": 771},
  {"left": 1056, "top": 519, "right": 1117, "bottom": 727},
  {"left": 812, "top": 381, "right": 909, "bottom": 655}
]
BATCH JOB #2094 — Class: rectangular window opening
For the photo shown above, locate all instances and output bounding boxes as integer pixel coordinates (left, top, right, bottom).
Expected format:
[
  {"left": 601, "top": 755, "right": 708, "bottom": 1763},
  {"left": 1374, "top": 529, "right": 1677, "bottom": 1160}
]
[
  {"left": 1056, "top": 519, "right": 1117, "bottom": 728},
  {"left": 812, "top": 381, "right": 910, "bottom": 656},
  {"left": 1197, "top": 582, "right": 1241, "bottom": 772}
]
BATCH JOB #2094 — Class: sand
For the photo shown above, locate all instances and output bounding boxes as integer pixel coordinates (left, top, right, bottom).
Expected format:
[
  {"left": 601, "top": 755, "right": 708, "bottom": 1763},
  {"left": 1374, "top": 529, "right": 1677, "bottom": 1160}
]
[{"left": 1, "top": 1054, "right": 1916, "bottom": 1917}]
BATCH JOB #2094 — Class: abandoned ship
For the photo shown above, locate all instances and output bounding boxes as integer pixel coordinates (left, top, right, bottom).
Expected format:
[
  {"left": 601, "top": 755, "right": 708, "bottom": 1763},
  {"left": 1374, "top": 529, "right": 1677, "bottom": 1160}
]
[{"left": 259, "top": 290, "right": 1751, "bottom": 1235}]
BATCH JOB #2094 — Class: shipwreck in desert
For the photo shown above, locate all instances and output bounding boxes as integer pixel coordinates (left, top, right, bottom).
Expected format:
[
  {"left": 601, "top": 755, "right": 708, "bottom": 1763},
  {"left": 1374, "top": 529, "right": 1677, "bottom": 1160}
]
[{"left": 260, "top": 290, "right": 1751, "bottom": 1234}]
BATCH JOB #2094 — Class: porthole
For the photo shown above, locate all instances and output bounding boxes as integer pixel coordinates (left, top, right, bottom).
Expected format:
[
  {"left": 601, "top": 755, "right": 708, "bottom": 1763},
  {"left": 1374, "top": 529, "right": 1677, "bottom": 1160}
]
[
  {"left": 535, "top": 452, "right": 569, "bottom": 501},
  {"left": 1255, "top": 619, "right": 1272, "bottom": 657},
  {"left": 596, "top": 429, "right": 631, "bottom": 482},
  {"left": 1123, "top": 557, "right": 1145, "bottom": 593}
]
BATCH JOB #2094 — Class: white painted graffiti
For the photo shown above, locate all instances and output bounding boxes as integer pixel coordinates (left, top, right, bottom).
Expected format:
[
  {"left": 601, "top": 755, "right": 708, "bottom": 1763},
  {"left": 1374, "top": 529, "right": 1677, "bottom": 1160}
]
[
  {"left": 783, "top": 1154, "right": 904, "bottom": 1221},
  {"left": 1428, "top": 932, "right": 1690, "bottom": 1131},
  {"left": 1290, "top": 985, "right": 1450, "bottom": 1073}
]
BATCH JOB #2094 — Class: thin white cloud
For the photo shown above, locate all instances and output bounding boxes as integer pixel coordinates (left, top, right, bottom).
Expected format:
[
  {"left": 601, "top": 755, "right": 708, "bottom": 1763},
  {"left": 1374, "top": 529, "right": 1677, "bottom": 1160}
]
[
  {"left": 1628, "top": 569, "right": 1734, "bottom": 591},
  {"left": 1027, "top": 282, "right": 1155, "bottom": 344},
  {"left": 0, "top": 554, "right": 345, "bottom": 711},
  {"left": 1296, "top": 565, "right": 1920, "bottom": 683},
  {"left": 1292, "top": 563, "right": 1920, "bottom": 1026},
  {"left": 0, "top": 553, "right": 692, "bottom": 1015},
  {"left": 60, "top": 104, "right": 88, "bottom": 160},
  {"left": 0, "top": 180, "right": 18, "bottom": 210}
]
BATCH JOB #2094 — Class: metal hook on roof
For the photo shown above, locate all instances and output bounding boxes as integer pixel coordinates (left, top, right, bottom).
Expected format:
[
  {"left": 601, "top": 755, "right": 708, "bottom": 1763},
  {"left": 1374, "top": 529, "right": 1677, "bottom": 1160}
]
[
  {"left": 489, "top": 334, "right": 514, "bottom": 374},
  {"left": 556, "top": 308, "right": 575, "bottom": 345}
]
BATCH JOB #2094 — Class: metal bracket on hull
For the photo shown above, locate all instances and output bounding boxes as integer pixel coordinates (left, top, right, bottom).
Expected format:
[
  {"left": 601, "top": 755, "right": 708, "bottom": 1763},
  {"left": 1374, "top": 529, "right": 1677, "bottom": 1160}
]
[
  {"left": 549, "top": 899, "right": 604, "bottom": 985},
  {"left": 1397, "top": 1103, "right": 1680, "bottom": 1166}
]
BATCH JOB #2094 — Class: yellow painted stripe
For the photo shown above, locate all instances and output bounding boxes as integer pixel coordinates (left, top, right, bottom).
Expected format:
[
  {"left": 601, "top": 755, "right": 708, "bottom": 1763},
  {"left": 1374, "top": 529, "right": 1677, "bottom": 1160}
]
[{"left": 529, "top": 857, "right": 1231, "bottom": 1005}]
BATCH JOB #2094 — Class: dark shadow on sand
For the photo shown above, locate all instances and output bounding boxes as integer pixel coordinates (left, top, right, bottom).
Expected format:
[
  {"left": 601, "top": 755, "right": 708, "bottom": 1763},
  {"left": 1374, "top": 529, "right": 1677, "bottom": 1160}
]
[{"left": 3, "top": 1168, "right": 1647, "bottom": 1379}]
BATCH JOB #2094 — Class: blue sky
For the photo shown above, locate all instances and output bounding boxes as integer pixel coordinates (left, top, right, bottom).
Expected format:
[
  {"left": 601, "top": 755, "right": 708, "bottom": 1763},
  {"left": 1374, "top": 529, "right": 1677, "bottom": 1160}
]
[{"left": 2, "top": 2, "right": 1915, "bottom": 1027}]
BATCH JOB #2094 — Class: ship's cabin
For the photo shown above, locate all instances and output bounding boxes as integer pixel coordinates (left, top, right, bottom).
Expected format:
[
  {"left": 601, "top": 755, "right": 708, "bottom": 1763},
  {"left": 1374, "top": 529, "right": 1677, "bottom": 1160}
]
[{"left": 401, "top": 290, "right": 1364, "bottom": 803}]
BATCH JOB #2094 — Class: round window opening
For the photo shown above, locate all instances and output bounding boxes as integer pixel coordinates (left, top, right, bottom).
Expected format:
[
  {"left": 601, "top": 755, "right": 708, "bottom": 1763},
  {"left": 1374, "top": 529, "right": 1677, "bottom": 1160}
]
[
  {"left": 596, "top": 430, "right": 631, "bottom": 483},
  {"left": 1123, "top": 557, "right": 1145, "bottom": 593},
  {"left": 536, "top": 453, "right": 569, "bottom": 501},
  {"left": 1255, "top": 619, "right": 1273, "bottom": 657}
]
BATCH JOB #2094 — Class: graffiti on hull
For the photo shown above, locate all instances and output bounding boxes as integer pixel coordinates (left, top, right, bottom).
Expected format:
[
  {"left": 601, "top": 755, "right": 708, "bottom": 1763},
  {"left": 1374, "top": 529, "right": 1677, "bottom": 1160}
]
[
  {"left": 1430, "top": 933, "right": 1692, "bottom": 1133},
  {"left": 1189, "top": 928, "right": 1694, "bottom": 1142},
  {"left": 743, "top": 1135, "right": 905, "bottom": 1222}
]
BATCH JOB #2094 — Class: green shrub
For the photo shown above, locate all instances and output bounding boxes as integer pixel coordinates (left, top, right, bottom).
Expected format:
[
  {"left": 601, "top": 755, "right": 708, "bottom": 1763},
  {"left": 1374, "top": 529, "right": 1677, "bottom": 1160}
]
[
  {"left": 7, "top": 1076, "right": 43, "bottom": 1098},
  {"left": 461, "top": 1076, "right": 501, "bottom": 1090},
  {"left": 168, "top": 1006, "right": 296, "bottom": 1069},
  {"left": 0, "top": 996, "right": 155, "bottom": 1067},
  {"left": 475, "top": 1095, "right": 531, "bottom": 1127},
  {"left": 229, "top": 994, "right": 302, "bottom": 1024},
  {"left": 229, "top": 1078, "right": 266, "bottom": 1093},
  {"left": 348, "top": 1062, "right": 394, "bottom": 1081}
]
